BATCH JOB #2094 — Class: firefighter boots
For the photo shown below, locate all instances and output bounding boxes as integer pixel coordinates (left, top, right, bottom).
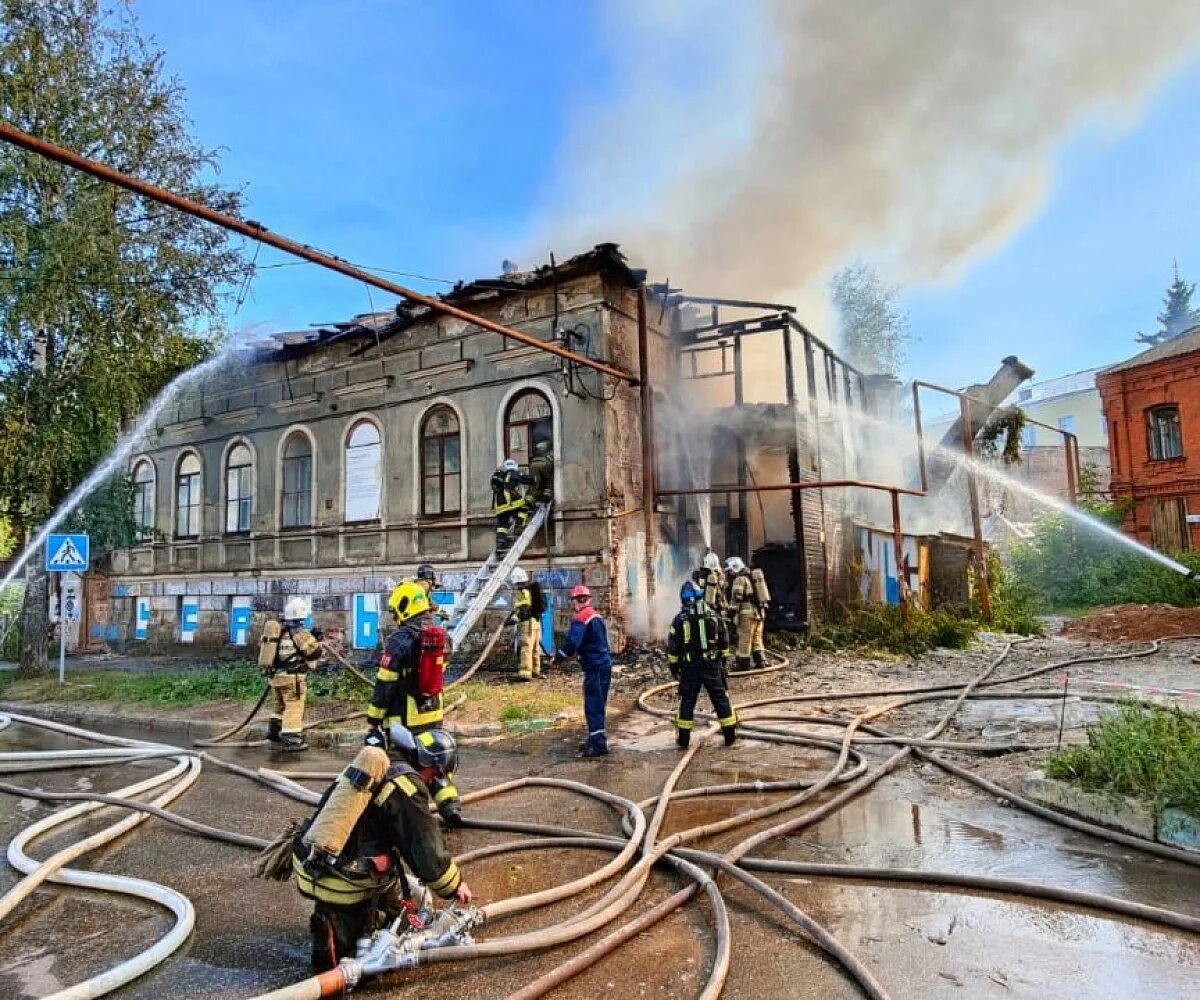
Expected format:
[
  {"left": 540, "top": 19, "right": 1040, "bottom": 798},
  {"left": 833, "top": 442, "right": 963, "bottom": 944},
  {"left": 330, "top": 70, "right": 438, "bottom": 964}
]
[{"left": 266, "top": 718, "right": 282, "bottom": 743}]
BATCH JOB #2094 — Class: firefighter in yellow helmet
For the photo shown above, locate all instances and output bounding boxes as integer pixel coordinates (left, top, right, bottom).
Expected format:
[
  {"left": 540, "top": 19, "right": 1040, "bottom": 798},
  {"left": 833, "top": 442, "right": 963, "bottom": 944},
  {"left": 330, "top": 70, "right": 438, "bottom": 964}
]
[
  {"left": 366, "top": 581, "right": 461, "bottom": 825},
  {"left": 259, "top": 596, "right": 323, "bottom": 752}
]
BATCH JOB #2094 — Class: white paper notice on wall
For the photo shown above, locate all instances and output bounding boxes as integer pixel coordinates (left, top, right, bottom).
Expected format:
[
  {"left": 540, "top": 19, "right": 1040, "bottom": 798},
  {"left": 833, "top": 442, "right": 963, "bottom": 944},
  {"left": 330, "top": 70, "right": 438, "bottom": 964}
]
[{"left": 345, "top": 444, "right": 382, "bottom": 521}]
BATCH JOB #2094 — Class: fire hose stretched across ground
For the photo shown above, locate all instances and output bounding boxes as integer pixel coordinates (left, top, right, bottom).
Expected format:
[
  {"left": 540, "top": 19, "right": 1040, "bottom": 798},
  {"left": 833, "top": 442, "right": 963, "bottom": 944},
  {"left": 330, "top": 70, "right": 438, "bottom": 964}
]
[{"left": 1, "top": 637, "right": 1199, "bottom": 999}]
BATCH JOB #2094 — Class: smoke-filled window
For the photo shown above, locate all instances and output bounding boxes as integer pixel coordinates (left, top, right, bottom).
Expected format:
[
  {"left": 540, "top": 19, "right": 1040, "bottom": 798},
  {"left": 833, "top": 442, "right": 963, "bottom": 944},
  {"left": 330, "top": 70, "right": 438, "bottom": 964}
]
[
  {"left": 505, "top": 390, "right": 552, "bottom": 473},
  {"left": 421, "top": 406, "right": 461, "bottom": 517},
  {"left": 1147, "top": 406, "right": 1183, "bottom": 461},
  {"left": 344, "top": 419, "right": 382, "bottom": 522},
  {"left": 225, "top": 443, "right": 254, "bottom": 534},
  {"left": 175, "top": 452, "right": 202, "bottom": 538},
  {"left": 132, "top": 460, "right": 155, "bottom": 541},
  {"left": 281, "top": 431, "right": 313, "bottom": 529}
]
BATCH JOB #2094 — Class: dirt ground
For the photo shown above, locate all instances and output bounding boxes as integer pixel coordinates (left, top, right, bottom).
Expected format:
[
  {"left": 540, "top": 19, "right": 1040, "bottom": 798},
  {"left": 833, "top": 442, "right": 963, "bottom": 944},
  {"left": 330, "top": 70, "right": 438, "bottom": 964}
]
[{"left": 1059, "top": 603, "right": 1200, "bottom": 642}]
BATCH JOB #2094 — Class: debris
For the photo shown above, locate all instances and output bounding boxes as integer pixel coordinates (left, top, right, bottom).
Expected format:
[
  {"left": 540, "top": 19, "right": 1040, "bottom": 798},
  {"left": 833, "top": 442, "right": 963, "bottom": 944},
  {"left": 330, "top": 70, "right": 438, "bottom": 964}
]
[
  {"left": 938, "top": 971, "right": 963, "bottom": 986},
  {"left": 988, "top": 971, "right": 1010, "bottom": 989},
  {"left": 1059, "top": 604, "right": 1200, "bottom": 642}
]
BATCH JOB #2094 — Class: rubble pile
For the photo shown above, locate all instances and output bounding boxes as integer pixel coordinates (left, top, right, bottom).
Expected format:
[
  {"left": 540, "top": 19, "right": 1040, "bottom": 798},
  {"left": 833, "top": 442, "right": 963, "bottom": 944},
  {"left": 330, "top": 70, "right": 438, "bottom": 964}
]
[{"left": 1059, "top": 604, "right": 1200, "bottom": 642}]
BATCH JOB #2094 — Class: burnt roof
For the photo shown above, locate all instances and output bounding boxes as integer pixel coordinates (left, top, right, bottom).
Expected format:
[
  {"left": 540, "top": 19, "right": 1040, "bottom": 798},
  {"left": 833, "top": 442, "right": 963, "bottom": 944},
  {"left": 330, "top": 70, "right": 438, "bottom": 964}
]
[
  {"left": 1101, "top": 325, "right": 1200, "bottom": 375},
  {"left": 257, "top": 243, "right": 645, "bottom": 360}
]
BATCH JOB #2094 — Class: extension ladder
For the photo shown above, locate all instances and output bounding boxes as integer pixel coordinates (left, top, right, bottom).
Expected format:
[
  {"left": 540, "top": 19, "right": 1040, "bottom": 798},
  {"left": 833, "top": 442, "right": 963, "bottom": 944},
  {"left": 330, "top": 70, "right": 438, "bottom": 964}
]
[{"left": 447, "top": 504, "right": 550, "bottom": 650}]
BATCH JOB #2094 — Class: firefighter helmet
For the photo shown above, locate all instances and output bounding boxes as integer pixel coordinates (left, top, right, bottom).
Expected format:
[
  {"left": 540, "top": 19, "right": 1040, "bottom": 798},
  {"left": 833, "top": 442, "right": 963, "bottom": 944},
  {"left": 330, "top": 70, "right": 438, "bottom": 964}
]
[
  {"left": 724, "top": 556, "right": 746, "bottom": 574},
  {"left": 570, "top": 584, "right": 591, "bottom": 602},
  {"left": 509, "top": 566, "right": 529, "bottom": 585},
  {"left": 533, "top": 439, "right": 551, "bottom": 456},
  {"left": 416, "top": 563, "right": 437, "bottom": 583},
  {"left": 283, "top": 596, "right": 311, "bottom": 622},
  {"left": 413, "top": 729, "right": 459, "bottom": 778},
  {"left": 702, "top": 551, "right": 721, "bottom": 572},
  {"left": 502, "top": 458, "right": 519, "bottom": 473},
  {"left": 680, "top": 580, "right": 703, "bottom": 606},
  {"left": 388, "top": 581, "right": 430, "bottom": 623}
]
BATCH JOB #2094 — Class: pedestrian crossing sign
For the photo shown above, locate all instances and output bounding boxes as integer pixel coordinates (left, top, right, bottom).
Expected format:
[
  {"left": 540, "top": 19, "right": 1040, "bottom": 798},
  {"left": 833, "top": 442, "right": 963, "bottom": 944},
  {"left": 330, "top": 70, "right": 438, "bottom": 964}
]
[{"left": 45, "top": 533, "right": 89, "bottom": 572}]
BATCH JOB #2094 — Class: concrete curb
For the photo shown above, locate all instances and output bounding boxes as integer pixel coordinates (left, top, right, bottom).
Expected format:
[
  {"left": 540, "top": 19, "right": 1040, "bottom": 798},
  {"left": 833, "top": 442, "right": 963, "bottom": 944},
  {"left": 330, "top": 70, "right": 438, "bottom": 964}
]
[{"left": 1021, "top": 769, "right": 1200, "bottom": 853}]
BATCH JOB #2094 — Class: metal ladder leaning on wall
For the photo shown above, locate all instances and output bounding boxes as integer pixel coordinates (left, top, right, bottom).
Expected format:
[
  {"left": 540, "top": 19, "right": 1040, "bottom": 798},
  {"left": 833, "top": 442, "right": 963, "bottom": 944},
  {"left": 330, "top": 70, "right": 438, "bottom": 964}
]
[{"left": 447, "top": 503, "right": 550, "bottom": 650}]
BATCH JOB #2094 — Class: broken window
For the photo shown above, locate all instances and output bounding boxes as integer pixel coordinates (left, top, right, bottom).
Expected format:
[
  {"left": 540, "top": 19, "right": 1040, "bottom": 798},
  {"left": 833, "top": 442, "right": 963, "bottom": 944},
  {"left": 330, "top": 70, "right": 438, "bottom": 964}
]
[
  {"left": 1147, "top": 406, "right": 1183, "bottom": 461},
  {"left": 175, "top": 452, "right": 202, "bottom": 538},
  {"left": 421, "top": 406, "right": 461, "bottom": 517},
  {"left": 132, "top": 460, "right": 155, "bottom": 541},
  {"left": 225, "top": 443, "right": 253, "bottom": 534},
  {"left": 505, "top": 389, "right": 553, "bottom": 473},
  {"left": 281, "top": 431, "right": 313, "bottom": 529},
  {"left": 344, "top": 419, "right": 382, "bottom": 522}
]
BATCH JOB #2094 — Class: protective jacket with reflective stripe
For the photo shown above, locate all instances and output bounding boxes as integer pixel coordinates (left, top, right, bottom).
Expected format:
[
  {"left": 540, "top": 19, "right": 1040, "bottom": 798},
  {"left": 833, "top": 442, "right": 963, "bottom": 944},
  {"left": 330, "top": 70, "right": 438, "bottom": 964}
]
[{"left": 367, "top": 615, "right": 443, "bottom": 729}]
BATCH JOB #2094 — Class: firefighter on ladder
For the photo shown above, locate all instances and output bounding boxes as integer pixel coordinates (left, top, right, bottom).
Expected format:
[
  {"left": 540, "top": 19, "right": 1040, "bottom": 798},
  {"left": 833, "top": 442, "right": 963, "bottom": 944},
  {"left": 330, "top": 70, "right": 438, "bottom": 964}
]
[
  {"left": 366, "top": 582, "right": 462, "bottom": 826},
  {"left": 491, "top": 458, "right": 530, "bottom": 551},
  {"left": 259, "top": 596, "right": 323, "bottom": 752},
  {"left": 667, "top": 580, "right": 736, "bottom": 747},
  {"left": 725, "top": 556, "right": 771, "bottom": 673},
  {"left": 508, "top": 567, "right": 545, "bottom": 681}
]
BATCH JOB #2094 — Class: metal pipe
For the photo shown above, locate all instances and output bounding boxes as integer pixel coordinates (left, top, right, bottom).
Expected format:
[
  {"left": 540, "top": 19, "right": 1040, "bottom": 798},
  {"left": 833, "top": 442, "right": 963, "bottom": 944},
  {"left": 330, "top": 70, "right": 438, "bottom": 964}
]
[
  {"left": 636, "top": 286, "right": 659, "bottom": 631},
  {"left": 733, "top": 333, "right": 747, "bottom": 555},
  {"left": 959, "top": 395, "right": 992, "bottom": 620},
  {"left": 890, "top": 489, "right": 909, "bottom": 623},
  {"left": 781, "top": 324, "right": 809, "bottom": 630},
  {"left": 910, "top": 382, "right": 929, "bottom": 493},
  {"left": 1064, "top": 431, "right": 1079, "bottom": 504},
  {"left": 0, "top": 121, "right": 637, "bottom": 386},
  {"left": 675, "top": 293, "right": 796, "bottom": 312},
  {"left": 658, "top": 479, "right": 925, "bottom": 498}
]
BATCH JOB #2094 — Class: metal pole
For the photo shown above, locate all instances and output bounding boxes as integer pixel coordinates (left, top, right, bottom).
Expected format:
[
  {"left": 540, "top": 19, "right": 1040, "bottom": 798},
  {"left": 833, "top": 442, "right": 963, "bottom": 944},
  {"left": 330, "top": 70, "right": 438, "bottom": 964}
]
[
  {"left": 733, "top": 333, "right": 746, "bottom": 556},
  {"left": 960, "top": 396, "right": 992, "bottom": 621},
  {"left": 636, "top": 288, "right": 658, "bottom": 633},
  {"left": 1064, "top": 433, "right": 1078, "bottom": 505},
  {"left": 891, "top": 490, "right": 909, "bottom": 625},
  {"left": 0, "top": 121, "right": 637, "bottom": 386},
  {"left": 57, "top": 575, "right": 66, "bottom": 685},
  {"left": 781, "top": 324, "right": 809, "bottom": 630},
  {"left": 910, "top": 382, "right": 929, "bottom": 493}
]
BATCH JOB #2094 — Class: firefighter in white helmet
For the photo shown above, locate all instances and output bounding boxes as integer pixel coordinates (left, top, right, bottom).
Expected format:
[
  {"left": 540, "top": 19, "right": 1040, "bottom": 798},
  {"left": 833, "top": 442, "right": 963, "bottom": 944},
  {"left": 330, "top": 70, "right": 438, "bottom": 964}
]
[
  {"left": 725, "top": 556, "right": 771, "bottom": 672},
  {"left": 508, "top": 567, "right": 546, "bottom": 681},
  {"left": 258, "top": 596, "right": 323, "bottom": 752}
]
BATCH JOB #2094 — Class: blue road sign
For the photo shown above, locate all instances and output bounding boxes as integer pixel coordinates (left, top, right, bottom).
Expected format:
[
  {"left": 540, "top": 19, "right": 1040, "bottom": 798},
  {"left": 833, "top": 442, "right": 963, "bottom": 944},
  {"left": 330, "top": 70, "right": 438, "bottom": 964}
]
[{"left": 46, "top": 533, "right": 89, "bottom": 572}]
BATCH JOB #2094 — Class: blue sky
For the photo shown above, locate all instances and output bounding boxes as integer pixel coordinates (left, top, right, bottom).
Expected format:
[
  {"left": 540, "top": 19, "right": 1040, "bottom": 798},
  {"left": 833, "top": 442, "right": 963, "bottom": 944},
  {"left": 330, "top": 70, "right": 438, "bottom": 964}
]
[{"left": 136, "top": 1, "right": 1200, "bottom": 390}]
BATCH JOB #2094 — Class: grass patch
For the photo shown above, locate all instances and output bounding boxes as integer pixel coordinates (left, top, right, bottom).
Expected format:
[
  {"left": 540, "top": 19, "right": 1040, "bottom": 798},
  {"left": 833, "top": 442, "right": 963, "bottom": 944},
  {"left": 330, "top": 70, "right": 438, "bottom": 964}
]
[
  {"left": 803, "top": 606, "right": 981, "bottom": 657},
  {"left": 1045, "top": 701, "right": 1200, "bottom": 815},
  {"left": 456, "top": 679, "right": 575, "bottom": 724},
  {"left": 0, "top": 662, "right": 374, "bottom": 709}
]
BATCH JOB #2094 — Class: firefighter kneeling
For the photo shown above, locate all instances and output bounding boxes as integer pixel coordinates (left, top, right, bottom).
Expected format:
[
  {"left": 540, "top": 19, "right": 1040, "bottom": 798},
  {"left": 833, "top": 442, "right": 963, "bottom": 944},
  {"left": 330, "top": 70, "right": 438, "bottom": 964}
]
[
  {"left": 290, "top": 725, "right": 473, "bottom": 971},
  {"left": 367, "top": 581, "right": 462, "bottom": 826},
  {"left": 667, "top": 581, "right": 737, "bottom": 748}
]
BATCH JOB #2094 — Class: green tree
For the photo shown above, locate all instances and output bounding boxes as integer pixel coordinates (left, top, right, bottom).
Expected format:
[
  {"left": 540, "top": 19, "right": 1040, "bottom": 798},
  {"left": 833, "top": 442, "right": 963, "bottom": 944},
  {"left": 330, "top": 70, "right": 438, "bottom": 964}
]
[
  {"left": 0, "top": 0, "right": 248, "bottom": 675},
  {"left": 829, "top": 261, "right": 912, "bottom": 377},
  {"left": 1135, "top": 262, "right": 1200, "bottom": 347}
]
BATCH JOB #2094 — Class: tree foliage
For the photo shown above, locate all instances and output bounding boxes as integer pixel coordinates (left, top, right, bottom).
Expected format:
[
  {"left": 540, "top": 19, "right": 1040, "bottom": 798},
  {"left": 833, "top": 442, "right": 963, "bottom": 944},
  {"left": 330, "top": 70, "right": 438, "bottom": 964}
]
[
  {"left": 829, "top": 261, "right": 912, "bottom": 377},
  {"left": 0, "top": 0, "right": 249, "bottom": 672},
  {"left": 1135, "top": 262, "right": 1200, "bottom": 347},
  {"left": 63, "top": 472, "right": 140, "bottom": 555}
]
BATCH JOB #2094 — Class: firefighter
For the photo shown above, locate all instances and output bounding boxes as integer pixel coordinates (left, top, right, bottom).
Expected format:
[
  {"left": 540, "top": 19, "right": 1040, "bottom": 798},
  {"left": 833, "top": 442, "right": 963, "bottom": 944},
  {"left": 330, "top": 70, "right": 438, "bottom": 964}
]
[
  {"left": 491, "top": 458, "right": 530, "bottom": 551},
  {"left": 259, "top": 596, "right": 323, "bottom": 752},
  {"left": 726, "top": 556, "right": 770, "bottom": 672},
  {"left": 555, "top": 585, "right": 612, "bottom": 757},
  {"left": 366, "top": 582, "right": 461, "bottom": 826},
  {"left": 667, "top": 580, "right": 736, "bottom": 748},
  {"left": 414, "top": 563, "right": 438, "bottom": 598},
  {"left": 291, "top": 726, "right": 473, "bottom": 972},
  {"left": 508, "top": 567, "right": 545, "bottom": 681},
  {"left": 528, "top": 438, "right": 554, "bottom": 505},
  {"left": 691, "top": 550, "right": 729, "bottom": 617}
]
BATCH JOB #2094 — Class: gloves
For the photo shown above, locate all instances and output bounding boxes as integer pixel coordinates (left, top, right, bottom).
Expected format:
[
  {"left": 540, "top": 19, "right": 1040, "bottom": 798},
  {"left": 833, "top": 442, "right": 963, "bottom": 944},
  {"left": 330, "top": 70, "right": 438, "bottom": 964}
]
[{"left": 440, "top": 802, "right": 464, "bottom": 828}]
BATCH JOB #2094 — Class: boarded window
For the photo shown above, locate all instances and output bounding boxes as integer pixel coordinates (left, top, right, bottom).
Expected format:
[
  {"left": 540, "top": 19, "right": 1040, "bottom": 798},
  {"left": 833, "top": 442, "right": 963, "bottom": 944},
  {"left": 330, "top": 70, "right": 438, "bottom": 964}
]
[
  {"left": 1148, "top": 406, "right": 1183, "bottom": 460},
  {"left": 225, "top": 443, "right": 253, "bottom": 533},
  {"left": 132, "top": 460, "right": 155, "bottom": 540},
  {"left": 281, "top": 432, "right": 313, "bottom": 528},
  {"left": 175, "top": 453, "right": 202, "bottom": 538},
  {"left": 344, "top": 420, "right": 382, "bottom": 522},
  {"left": 504, "top": 390, "right": 553, "bottom": 473},
  {"left": 421, "top": 406, "right": 461, "bottom": 517},
  {"left": 1149, "top": 497, "right": 1189, "bottom": 552}
]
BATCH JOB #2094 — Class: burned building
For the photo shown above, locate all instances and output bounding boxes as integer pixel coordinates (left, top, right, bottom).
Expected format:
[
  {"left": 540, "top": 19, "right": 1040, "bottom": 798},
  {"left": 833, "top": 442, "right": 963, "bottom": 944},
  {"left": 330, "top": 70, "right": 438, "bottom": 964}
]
[{"left": 90, "top": 244, "right": 991, "bottom": 654}]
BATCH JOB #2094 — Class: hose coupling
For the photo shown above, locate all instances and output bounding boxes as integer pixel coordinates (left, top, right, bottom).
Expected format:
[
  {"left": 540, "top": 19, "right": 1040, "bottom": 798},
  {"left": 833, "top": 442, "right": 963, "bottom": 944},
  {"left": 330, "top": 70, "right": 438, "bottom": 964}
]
[{"left": 336, "top": 959, "right": 363, "bottom": 992}]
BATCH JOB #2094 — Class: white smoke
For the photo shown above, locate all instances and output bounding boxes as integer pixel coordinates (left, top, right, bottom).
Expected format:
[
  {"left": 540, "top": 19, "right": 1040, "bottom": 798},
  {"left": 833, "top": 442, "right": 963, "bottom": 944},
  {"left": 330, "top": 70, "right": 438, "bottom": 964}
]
[{"left": 529, "top": 0, "right": 1200, "bottom": 299}]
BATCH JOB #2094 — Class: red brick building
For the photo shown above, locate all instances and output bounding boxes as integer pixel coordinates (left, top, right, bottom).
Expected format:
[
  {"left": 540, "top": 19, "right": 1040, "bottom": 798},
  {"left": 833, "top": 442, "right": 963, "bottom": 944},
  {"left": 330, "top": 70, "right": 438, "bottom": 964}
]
[{"left": 1097, "top": 326, "right": 1200, "bottom": 551}]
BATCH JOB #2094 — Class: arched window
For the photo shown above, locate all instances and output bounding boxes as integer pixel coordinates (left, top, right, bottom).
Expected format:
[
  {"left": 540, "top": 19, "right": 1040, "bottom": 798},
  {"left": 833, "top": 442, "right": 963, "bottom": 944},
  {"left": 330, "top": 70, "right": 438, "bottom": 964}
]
[
  {"left": 344, "top": 420, "right": 382, "bottom": 522},
  {"left": 224, "top": 443, "right": 254, "bottom": 533},
  {"left": 175, "top": 453, "right": 202, "bottom": 538},
  {"left": 132, "top": 460, "right": 155, "bottom": 541},
  {"left": 505, "top": 390, "right": 553, "bottom": 473},
  {"left": 281, "top": 432, "right": 313, "bottom": 529},
  {"left": 421, "top": 406, "right": 461, "bottom": 517}
]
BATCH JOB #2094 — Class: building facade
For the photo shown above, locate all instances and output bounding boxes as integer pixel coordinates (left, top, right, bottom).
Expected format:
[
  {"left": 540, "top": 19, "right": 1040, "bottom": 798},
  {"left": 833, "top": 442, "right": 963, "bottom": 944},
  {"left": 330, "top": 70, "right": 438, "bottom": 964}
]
[{"left": 1097, "top": 326, "right": 1200, "bottom": 552}]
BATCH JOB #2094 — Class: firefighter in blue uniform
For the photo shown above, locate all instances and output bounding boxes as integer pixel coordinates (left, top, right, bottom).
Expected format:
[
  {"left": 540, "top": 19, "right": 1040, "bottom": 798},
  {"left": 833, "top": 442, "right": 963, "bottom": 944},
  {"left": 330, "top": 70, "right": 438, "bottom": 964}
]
[
  {"left": 667, "top": 580, "right": 737, "bottom": 748},
  {"left": 367, "top": 581, "right": 461, "bottom": 825},
  {"left": 555, "top": 584, "right": 613, "bottom": 757}
]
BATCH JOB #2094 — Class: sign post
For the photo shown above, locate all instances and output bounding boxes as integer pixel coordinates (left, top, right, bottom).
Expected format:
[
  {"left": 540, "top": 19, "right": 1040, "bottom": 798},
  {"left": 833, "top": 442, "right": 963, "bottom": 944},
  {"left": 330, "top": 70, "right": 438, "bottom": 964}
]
[{"left": 45, "top": 534, "right": 89, "bottom": 684}]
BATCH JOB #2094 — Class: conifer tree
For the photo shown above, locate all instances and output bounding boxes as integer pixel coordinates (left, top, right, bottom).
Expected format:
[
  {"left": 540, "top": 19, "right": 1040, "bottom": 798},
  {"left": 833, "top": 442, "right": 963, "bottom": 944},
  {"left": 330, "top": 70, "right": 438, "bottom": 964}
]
[{"left": 1135, "top": 262, "right": 1200, "bottom": 347}]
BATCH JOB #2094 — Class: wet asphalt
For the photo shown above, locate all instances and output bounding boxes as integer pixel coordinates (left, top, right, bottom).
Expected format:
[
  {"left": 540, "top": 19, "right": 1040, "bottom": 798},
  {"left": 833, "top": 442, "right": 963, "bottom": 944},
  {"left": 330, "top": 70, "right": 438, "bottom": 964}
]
[{"left": 0, "top": 715, "right": 1197, "bottom": 1000}]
